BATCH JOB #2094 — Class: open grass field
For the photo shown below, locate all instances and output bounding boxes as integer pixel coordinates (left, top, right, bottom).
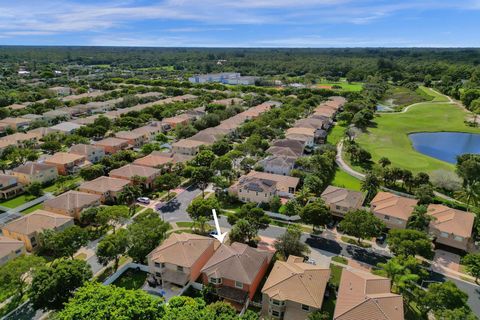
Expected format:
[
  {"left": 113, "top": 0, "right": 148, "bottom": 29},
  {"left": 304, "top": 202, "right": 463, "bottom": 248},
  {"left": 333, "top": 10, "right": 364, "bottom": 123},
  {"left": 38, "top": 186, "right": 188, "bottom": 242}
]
[
  {"left": 327, "top": 123, "right": 347, "bottom": 146},
  {"left": 332, "top": 169, "right": 363, "bottom": 191},
  {"left": 316, "top": 79, "right": 363, "bottom": 92},
  {"left": 356, "top": 101, "right": 479, "bottom": 174},
  {"left": 418, "top": 86, "right": 449, "bottom": 102}
]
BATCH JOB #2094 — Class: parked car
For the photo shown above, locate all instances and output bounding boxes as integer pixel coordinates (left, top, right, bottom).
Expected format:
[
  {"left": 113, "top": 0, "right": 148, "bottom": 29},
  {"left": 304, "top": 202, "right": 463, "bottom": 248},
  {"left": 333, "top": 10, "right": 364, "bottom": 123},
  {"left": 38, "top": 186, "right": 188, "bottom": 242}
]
[
  {"left": 326, "top": 220, "right": 338, "bottom": 229},
  {"left": 376, "top": 233, "right": 387, "bottom": 244},
  {"left": 137, "top": 197, "right": 150, "bottom": 204},
  {"left": 303, "top": 256, "right": 316, "bottom": 265},
  {"left": 208, "top": 231, "right": 218, "bottom": 238}
]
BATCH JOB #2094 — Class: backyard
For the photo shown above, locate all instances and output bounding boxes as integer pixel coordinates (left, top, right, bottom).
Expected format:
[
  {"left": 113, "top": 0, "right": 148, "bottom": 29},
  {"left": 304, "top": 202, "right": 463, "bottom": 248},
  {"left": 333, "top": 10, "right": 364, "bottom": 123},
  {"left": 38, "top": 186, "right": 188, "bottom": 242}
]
[
  {"left": 112, "top": 268, "right": 148, "bottom": 290},
  {"left": 332, "top": 169, "right": 362, "bottom": 191},
  {"left": 356, "top": 101, "right": 479, "bottom": 173}
]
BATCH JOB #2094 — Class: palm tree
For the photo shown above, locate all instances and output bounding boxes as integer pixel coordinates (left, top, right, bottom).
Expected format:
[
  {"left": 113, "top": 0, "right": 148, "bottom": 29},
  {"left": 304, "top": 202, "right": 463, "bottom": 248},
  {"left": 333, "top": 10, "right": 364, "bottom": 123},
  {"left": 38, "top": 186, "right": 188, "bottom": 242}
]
[
  {"left": 361, "top": 172, "right": 380, "bottom": 202},
  {"left": 378, "top": 157, "right": 391, "bottom": 168},
  {"left": 407, "top": 205, "right": 432, "bottom": 231},
  {"left": 118, "top": 185, "right": 142, "bottom": 216},
  {"left": 295, "top": 187, "right": 315, "bottom": 206},
  {"left": 455, "top": 181, "right": 480, "bottom": 211}
]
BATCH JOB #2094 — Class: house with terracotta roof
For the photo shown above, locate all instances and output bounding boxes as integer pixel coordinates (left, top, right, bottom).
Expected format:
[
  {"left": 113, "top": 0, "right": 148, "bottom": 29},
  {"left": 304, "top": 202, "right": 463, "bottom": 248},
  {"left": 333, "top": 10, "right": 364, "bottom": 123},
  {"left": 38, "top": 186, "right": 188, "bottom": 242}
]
[
  {"left": 12, "top": 162, "right": 58, "bottom": 185},
  {"left": 147, "top": 233, "right": 218, "bottom": 287},
  {"left": 0, "top": 236, "right": 25, "bottom": 266},
  {"left": 172, "top": 139, "right": 206, "bottom": 156},
  {"left": 131, "top": 123, "right": 165, "bottom": 142},
  {"left": 69, "top": 144, "right": 106, "bottom": 163},
  {"left": 78, "top": 176, "right": 131, "bottom": 203},
  {"left": 427, "top": 204, "right": 475, "bottom": 251},
  {"left": 0, "top": 117, "right": 33, "bottom": 130},
  {"left": 0, "top": 132, "right": 40, "bottom": 147},
  {"left": 7, "top": 104, "right": 27, "bottom": 111},
  {"left": 42, "top": 109, "right": 71, "bottom": 123},
  {"left": 259, "top": 155, "right": 296, "bottom": 176},
  {"left": 49, "top": 121, "right": 83, "bottom": 134},
  {"left": 133, "top": 151, "right": 192, "bottom": 169},
  {"left": 261, "top": 255, "right": 331, "bottom": 320},
  {"left": 43, "top": 191, "right": 102, "bottom": 220},
  {"left": 93, "top": 137, "right": 131, "bottom": 154},
  {"left": 162, "top": 114, "right": 195, "bottom": 129},
  {"left": 109, "top": 164, "right": 160, "bottom": 188},
  {"left": 370, "top": 192, "right": 418, "bottom": 229},
  {"left": 0, "top": 175, "right": 24, "bottom": 200},
  {"left": 211, "top": 98, "right": 244, "bottom": 106},
  {"left": 286, "top": 128, "right": 315, "bottom": 147},
  {"left": 268, "top": 139, "right": 305, "bottom": 157},
  {"left": 334, "top": 268, "right": 404, "bottom": 320},
  {"left": 201, "top": 242, "right": 273, "bottom": 307},
  {"left": 115, "top": 130, "right": 148, "bottom": 148},
  {"left": 1, "top": 210, "right": 74, "bottom": 251},
  {"left": 321, "top": 186, "right": 366, "bottom": 217},
  {"left": 45, "top": 152, "right": 90, "bottom": 175}
]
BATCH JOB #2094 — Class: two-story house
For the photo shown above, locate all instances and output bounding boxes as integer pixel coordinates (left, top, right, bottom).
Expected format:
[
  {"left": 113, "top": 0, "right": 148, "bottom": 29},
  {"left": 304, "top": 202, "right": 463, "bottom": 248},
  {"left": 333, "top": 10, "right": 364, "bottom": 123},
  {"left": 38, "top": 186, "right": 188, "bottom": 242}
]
[
  {"left": 43, "top": 190, "right": 102, "bottom": 220},
  {"left": 0, "top": 236, "right": 25, "bottom": 266},
  {"left": 11, "top": 162, "right": 58, "bottom": 185},
  {"left": 1, "top": 210, "right": 74, "bottom": 251},
  {"left": 147, "top": 233, "right": 218, "bottom": 287},
  {"left": 0, "top": 175, "right": 24, "bottom": 200},
  {"left": 94, "top": 137, "right": 131, "bottom": 154},
  {"left": 259, "top": 155, "right": 296, "bottom": 176},
  {"left": 262, "top": 255, "right": 331, "bottom": 320},
  {"left": 201, "top": 242, "right": 273, "bottom": 308},
  {"left": 370, "top": 192, "right": 418, "bottom": 229},
  {"left": 321, "top": 186, "right": 366, "bottom": 217},
  {"left": 109, "top": 164, "right": 160, "bottom": 189},
  {"left": 69, "top": 144, "right": 106, "bottom": 163},
  {"left": 427, "top": 204, "right": 475, "bottom": 252},
  {"left": 45, "top": 152, "right": 90, "bottom": 175},
  {"left": 78, "top": 176, "right": 131, "bottom": 203}
]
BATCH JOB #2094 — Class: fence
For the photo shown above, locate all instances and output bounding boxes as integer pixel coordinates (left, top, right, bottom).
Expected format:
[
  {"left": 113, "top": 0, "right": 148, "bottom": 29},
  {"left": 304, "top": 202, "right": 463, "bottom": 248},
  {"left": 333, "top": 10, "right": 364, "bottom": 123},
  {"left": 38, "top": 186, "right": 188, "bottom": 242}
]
[{"left": 102, "top": 262, "right": 149, "bottom": 285}]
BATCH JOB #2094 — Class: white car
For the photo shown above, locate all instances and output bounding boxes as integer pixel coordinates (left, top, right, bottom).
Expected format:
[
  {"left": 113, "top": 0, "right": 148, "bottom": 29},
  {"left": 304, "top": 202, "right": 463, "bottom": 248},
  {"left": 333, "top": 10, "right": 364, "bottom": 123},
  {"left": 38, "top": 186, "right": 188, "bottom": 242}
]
[{"left": 137, "top": 197, "right": 150, "bottom": 204}]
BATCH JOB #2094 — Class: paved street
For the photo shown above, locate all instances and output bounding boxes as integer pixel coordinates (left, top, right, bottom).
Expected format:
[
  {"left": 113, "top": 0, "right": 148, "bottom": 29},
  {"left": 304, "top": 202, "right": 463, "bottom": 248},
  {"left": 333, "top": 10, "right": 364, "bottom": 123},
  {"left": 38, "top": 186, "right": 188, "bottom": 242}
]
[{"left": 158, "top": 186, "right": 480, "bottom": 316}]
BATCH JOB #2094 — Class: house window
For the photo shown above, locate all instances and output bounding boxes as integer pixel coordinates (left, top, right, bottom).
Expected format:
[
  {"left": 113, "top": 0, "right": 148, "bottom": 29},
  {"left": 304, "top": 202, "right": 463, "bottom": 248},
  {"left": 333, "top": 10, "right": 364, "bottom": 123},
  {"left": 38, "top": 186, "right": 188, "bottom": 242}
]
[
  {"left": 209, "top": 277, "right": 222, "bottom": 284},
  {"left": 155, "top": 272, "right": 161, "bottom": 277},
  {"left": 454, "top": 236, "right": 464, "bottom": 242},
  {"left": 271, "top": 310, "right": 280, "bottom": 317},
  {"left": 256, "top": 192, "right": 259, "bottom": 196},
  {"left": 384, "top": 215, "right": 390, "bottom": 220},
  {"left": 271, "top": 299, "right": 284, "bottom": 306},
  {"left": 301, "top": 304, "right": 310, "bottom": 311},
  {"left": 264, "top": 193, "right": 267, "bottom": 197},
  {"left": 235, "top": 281, "right": 243, "bottom": 289},
  {"left": 177, "top": 266, "right": 184, "bottom": 272},
  {"left": 440, "top": 232, "right": 449, "bottom": 238},
  {"left": 15, "top": 249, "right": 22, "bottom": 254},
  {"left": 239, "top": 189, "right": 242, "bottom": 193},
  {"left": 154, "top": 262, "right": 160, "bottom": 268}
]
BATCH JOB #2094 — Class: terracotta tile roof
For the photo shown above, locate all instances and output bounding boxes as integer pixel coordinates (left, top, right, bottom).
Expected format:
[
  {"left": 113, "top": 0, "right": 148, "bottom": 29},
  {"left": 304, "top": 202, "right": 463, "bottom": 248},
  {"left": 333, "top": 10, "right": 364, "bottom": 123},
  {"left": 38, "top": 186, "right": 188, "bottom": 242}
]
[
  {"left": 43, "top": 191, "right": 101, "bottom": 213},
  {"left": 286, "top": 127, "right": 315, "bottom": 137},
  {"left": 370, "top": 192, "right": 418, "bottom": 221},
  {"left": 2, "top": 210, "right": 74, "bottom": 236},
  {"left": 115, "top": 131, "right": 145, "bottom": 140},
  {"left": 0, "top": 117, "right": 32, "bottom": 125},
  {"left": 246, "top": 171, "right": 300, "bottom": 191},
  {"left": 211, "top": 98, "right": 244, "bottom": 106},
  {"left": 7, "top": 104, "right": 27, "bottom": 110},
  {"left": 294, "top": 118, "right": 325, "bottom": 129},
  {"left": 427, "top": 204, "right": 475, "bottom": 238},
  {"left": 45, "top": 152, "right": 86, "bottom": 165},
  {"left": 162, "top": 113, "right": 195, "bottom": 124},
  {"left": 172, "top": 139, "right": 207, "bottom": 148},
  {"left": 322, "top": 186, "right": 365, "bottom": 209},
  {"left": 149, "top": 233, "right": 216, "bottom": 267},
  {"left": 201, "top": 242, "right": 273, "bottom": 284},
  {"left": 0, "top": 140, "right": 15, "bottom": 149},
  {"left": 133, "top": 151, "right": 192, "bottom": 168},
  {"left": 12, "top": 162, "right": 57, "bottom": 175},
  {"left": 0, "top": 236, "right": 24, "bottom": 259},
  {"left": 262, "top": 256, "right": 330, "bottom": 308},
  {"left": 94, "top": 137, "right": 130, "bottom": 147},
  {"left": 266, "top": 146, "right": 302, "bottom": 158},
  {"left": 0, "top": 132, "right": 39, "bottom": 143},
  {"left": 79, "top": 176, "right": 130, "bottom": 193},
  {"left": 69, "top": 144, "right": 104, "bottom": 156},
  {"left": 334, "top": 268, "right": 404, "bottom": 320},
  {"left": 109, "top": 164, "right": 160, "bottom": 180}
]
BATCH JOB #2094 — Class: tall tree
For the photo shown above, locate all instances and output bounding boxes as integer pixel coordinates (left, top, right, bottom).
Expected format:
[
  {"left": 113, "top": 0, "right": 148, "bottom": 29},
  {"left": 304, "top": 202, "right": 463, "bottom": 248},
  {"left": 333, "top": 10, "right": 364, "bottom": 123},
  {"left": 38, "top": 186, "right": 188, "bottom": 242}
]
[
  {"left": 274, "top": 225, "right": 310, "bottom": 259},
  {"left": 55, "top": 282, "right": 164, "bottom": 320},
  {"left": 39, "top": 225, "right": 88, "bottom": 259},
  {"left": 299, "top": 198, "right": 332, "bottom": 231},
  {"left": 29, "top": 258, "right": 92, "bottom": 311},
  {"left": 461, "top": 253, "right": 480, "bottom": 284},
  {"left": 96, "top": 228, "right": 129, "bottom": 271},
  {"left": 387, "top": 229, "right": 434, "bottom": 259},
  {"left": 0, "top": 255, "right": 45, "bottom": 299},
  {"left": 155, "top": 173, "right": 181, "bottom": 198},
  {"left": 191, "top": 167, "right": 213, "bottom": 198},
  {"left": 338, "top": 209, "right": 385, "bottom": 244},
  {"left": 127, "top": 209, "right": 170, "bottom": 263},
  {"left": 406, "top": 205, "right": 432, "bottom": 231},
  {"left": 361, "top": 172, "right": 380, "bottom": 202},
  {"left": 118, "top": 184, "right": 142, "bottom": 216}
]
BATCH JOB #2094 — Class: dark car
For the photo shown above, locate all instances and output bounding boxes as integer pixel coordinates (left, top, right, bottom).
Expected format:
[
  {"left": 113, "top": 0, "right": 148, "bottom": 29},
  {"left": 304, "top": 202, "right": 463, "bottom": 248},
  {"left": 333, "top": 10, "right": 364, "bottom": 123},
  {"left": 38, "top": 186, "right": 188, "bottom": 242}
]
[
  {"left": 376, "top": 233, "right": 387, "bottom": 244},
  {"left": 326, "top": 220, "right": 337, "bottom": 229}
]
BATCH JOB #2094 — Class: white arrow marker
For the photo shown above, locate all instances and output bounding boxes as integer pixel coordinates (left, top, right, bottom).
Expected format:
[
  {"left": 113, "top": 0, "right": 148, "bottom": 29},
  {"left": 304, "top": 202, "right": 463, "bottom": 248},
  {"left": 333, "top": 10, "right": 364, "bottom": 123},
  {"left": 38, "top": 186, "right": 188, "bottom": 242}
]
[{"left": 212, "top": 209, "right": 228, "bottom": 243}]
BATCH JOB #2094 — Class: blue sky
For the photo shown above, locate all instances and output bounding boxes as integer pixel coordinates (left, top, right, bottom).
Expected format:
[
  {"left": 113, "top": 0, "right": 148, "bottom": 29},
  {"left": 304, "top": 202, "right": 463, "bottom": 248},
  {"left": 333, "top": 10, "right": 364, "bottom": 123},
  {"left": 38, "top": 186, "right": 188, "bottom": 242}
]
[{"left": 0, "top": 0, "right": 479, "bottom": 47}]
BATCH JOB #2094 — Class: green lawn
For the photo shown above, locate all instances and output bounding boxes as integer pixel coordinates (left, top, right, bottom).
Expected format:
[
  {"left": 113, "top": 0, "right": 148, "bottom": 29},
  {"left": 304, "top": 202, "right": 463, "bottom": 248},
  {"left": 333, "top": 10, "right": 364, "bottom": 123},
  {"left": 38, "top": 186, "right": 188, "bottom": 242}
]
[
  {"left": 112, "top": 269, "right": 148, "bottom": 290},
  {"left": 356, "top": 102, "right": 479, "bottom": 174},
  {"left": 20, "top": 203, "right": 43, "bottom": 215},
  {"left": 176, "top": 221, "right": 194, "bottom": 228},
  {"left": 316, "top": 79, "right": 363, "bottom": 92},
  {"left": 331, "top": 256, "right": 348, "bottom": 265},
  {"left": 0, "top": 194, "right": 35, "bottom": 208},
  {"left": 329, "top": 264, "right": 344, "bottom": 287},
  {"left": 332, "top": 169, "right": 363, "bottom": 191},
  {"left": 418, "top": 86, "right": 449, "bottom": 103},
  {"left": 327, "top": 124, "right": 347, "bottom": 146}
]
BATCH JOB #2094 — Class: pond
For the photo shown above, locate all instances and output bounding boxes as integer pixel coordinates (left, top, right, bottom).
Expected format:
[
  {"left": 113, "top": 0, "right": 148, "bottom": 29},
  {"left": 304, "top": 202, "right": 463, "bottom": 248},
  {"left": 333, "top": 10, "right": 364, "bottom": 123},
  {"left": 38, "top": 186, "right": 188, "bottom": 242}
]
[
  {"left": 376, "top": 104, "right": 394, "bottom": 112},
  {"left": 409, "top": 132, "right": 480, "bottom": 164}
]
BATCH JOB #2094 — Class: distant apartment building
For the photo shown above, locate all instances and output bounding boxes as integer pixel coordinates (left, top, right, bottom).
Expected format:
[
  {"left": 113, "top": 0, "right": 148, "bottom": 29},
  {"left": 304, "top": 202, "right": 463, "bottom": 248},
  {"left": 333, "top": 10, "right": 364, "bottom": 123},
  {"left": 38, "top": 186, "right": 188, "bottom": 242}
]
[{"left": 188, "top": 72, "right": 257, "bottom": 85}]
